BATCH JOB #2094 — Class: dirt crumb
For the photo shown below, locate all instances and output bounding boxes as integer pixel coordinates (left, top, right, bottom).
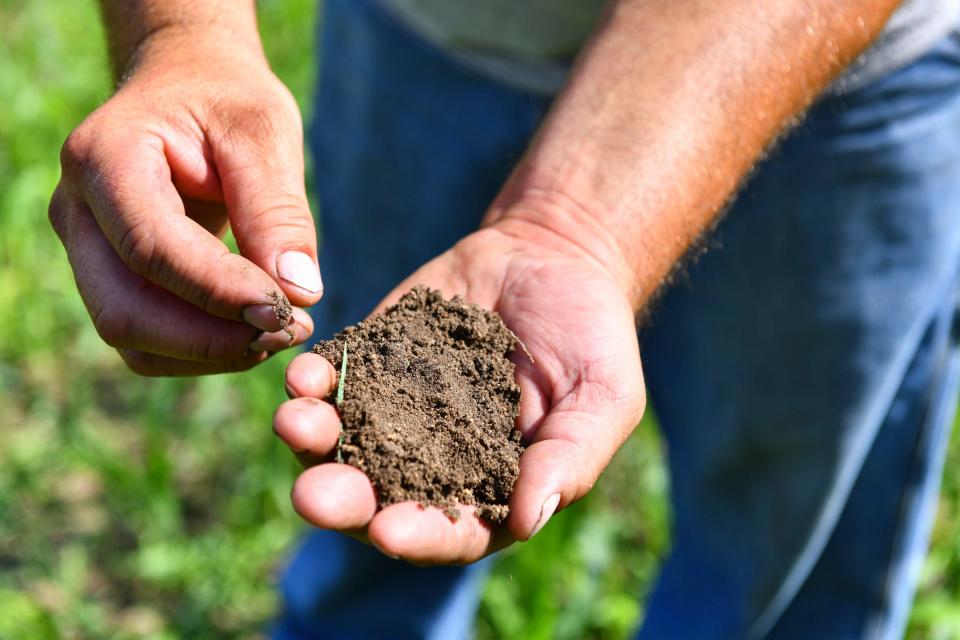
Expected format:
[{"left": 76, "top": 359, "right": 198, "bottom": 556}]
[
  {"left": 312, "top": 286, "right": 522, "bottom": 523},
  {"left": 269, "top": 290, "right": 293, "bottom": 329},
  {"left": 443, "top": 506, "right": 462, "bottom": 522}
]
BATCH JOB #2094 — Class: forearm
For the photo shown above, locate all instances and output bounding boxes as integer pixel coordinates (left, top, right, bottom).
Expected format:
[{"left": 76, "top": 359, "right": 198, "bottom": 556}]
[
  {"left": 98, "top": 0, "right": 263, "bottom": 79},
  {"left": 487, "top": 0, "right": 900, "bottom": 310}
]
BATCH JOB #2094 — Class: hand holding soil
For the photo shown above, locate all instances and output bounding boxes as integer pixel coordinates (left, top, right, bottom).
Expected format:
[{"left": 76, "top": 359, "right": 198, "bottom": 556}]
[
  {"left": 275, "top": 223, "right": 646, "bottom": 565},
  {"left": 312, "top": 286, "right": 523, "bottom": 523}
]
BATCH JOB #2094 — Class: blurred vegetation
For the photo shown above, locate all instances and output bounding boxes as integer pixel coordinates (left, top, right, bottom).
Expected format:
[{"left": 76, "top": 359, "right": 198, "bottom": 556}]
[{"left": 0, "top": 1, "right": 958, "bottom": 638}]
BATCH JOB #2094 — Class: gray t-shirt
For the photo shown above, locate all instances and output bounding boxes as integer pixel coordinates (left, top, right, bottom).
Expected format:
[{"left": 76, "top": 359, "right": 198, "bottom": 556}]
[{"left": 376, "top": 0, "right": 960, "bottom": 95}]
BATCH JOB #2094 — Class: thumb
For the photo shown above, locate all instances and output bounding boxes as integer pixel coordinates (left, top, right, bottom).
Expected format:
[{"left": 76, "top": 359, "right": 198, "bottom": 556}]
[
  {"left": 215, "top": 102, "right": 322, "bottom": 307},
  {"left": 506, "top": 422, "right": 602, "bottom": 542},
  {"left": 507, "top": 400, "right": 644, "bottom": 542}
]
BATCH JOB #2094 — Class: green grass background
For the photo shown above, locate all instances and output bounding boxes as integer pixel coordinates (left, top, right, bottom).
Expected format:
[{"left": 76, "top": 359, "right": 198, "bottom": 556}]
[{"left": 1, "top": 1, "right": 959, "bottom": 638}]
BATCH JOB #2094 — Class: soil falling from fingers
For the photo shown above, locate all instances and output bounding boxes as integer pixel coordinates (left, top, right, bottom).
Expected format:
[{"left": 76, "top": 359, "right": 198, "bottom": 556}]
[{"left": 312, "top": 286, "right": 522, "bottom": 523}]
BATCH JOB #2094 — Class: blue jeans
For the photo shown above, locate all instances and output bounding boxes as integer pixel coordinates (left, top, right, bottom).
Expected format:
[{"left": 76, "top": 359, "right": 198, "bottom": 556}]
[{"left": 275, "top": 1, "right": 960, "bottom": 637}]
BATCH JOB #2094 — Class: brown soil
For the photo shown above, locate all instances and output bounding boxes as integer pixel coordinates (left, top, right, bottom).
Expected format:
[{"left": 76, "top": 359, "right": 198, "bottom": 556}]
[
  {"left": 312, "top": 286, "right": 523, "bottom": 523},
  {"left": 270, "top": 290, "right": 293, "bottom": 329}
]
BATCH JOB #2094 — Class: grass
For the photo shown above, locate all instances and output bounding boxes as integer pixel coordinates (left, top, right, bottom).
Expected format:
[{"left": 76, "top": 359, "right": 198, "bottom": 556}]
[
  {"left": 336, "top": 344, "right": 347, "bottom": 408},
  {"left": 1, "top": 1, "right": 960, "bottom": 638},
  {"left": 336, "top": 343, "right": 346, "bottom": 463}
]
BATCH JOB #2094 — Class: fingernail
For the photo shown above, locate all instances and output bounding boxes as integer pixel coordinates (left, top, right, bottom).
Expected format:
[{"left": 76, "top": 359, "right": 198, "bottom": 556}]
[
  {"left": 277, "top": 251, "right": 323, "bottom": 294},
  {"left": 243, "top": 304, "right": 282, "bottom": 332},
  {"left": 530, "top": 493, "right": 561, "bottom": 538},
  {"left": 250, "top": 325, "right": 302, "bottom": 352}
]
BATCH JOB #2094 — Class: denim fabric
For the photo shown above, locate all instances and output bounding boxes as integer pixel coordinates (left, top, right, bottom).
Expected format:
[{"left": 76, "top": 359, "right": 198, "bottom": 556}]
[
  {"left": 641, "top": 32, "right": 960, "bottom": 639},
  {"left": 274, "top": 0, "right": 960, "bottom": 637}
]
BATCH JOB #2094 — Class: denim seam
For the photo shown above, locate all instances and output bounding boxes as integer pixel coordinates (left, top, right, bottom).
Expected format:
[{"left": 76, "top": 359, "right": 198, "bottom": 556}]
[
  {"left": 750, "top": 258, "right": 960, "bottom": 638},
  {"left": 869, "top": 317, "right": 960, "bottom": 640},
  {"left": 868, "top": 338, "right": 944, "bottom": 640}
]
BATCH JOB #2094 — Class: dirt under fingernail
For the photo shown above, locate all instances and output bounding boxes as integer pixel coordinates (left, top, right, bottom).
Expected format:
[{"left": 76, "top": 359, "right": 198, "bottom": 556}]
[
  {"left": 269, "top": 289, "right": 293, "bottom": 329},
  {"left": 311, "top": 286, "right": 522, "bottom": 524}
]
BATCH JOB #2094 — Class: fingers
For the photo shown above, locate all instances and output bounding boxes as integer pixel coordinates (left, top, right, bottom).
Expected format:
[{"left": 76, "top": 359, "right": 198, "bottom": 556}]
[
  {"left": 289, "top": 465, "right": 505, "bottom": 564},
  {"left": 506, "top": 402, "right": 644, "bottom": 542},
  {"left": 506, "top": 438, "right": 584, "bottom": 541},
  {"left": 277, "top": 354, "right": 341, "bottom": 465},
  {"left": 118, "top": 348, "right": 268, "bottom": 376},
  {"left": 58, "top": 125, "right": 295, "bottom": 333},
  {"left": 273, "top": 397, "right": 342, "bottom": 466},
  {"left": 53, "top": 196, "right": 312, "bottom": 363},
  {"left": 368, "top": 503, "right": 507, "bottom": 566},
  {"left": 213, "top": 99, "right": 322, "bottom": 307},
  {"left": 291, "top": 464, "right": 378, "bottom": 530},
  {"left": 280, "top": 354, "right": 506, "bottom": 563},
  {"left": 284, "top": 352, "right": 338, "bottom": 399},
  {"left": 249, "top": 309, "right": 313, "bottom": 352},
  {"left": 283, "top": 412, "right": 626, "bottom": 564}
]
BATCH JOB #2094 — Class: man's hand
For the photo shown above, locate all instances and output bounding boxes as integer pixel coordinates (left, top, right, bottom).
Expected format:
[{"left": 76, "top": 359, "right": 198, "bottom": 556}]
[
  {"left": 274, "top": 213, "right": 646, "bottom": 564},
  {"left": 49, "top": 17, "right": 320, "bottom": 375}
]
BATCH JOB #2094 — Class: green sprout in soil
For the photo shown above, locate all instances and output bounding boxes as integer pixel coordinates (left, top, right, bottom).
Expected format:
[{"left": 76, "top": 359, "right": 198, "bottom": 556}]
[{"left": 335, "top": 342, "right": 347, "bottom": 463}]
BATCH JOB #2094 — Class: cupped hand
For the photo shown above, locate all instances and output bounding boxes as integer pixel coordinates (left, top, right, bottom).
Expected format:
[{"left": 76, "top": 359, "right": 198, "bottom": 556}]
[
  {"left": 49, "top": 28, "right": 321, "bottom": 375},
  {"left": 274, "top": 217, "right": 645, "bottom": 564}
]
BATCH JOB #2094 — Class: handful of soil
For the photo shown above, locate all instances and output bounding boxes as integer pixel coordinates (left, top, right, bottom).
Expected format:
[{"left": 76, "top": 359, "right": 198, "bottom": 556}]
[{"left": 312, "top": 286, "right": 523, "bottom": 523}]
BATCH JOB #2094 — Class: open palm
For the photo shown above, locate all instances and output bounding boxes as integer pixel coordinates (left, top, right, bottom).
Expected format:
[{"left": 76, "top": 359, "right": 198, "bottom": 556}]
[{"left": 274, "top": 224, "right": 645, "bottom": 564}]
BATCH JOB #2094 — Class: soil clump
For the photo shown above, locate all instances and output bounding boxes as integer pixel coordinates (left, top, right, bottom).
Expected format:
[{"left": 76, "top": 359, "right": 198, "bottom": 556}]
[
  {"left": 270, "top": 289, "right": 293, "bottom": 328},
  {"left": 312, "top": 286, "right": 523, "bottom": 522}
]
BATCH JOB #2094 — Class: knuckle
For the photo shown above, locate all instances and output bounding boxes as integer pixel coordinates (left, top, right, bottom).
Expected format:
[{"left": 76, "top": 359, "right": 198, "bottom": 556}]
[
  {"left": 59, "top": 128, "right": 86, "bottom": 174},
  {"left": 171, "top": 251, "right": 231, "bottom": 314},
  {"left": 47, "top": 185, "right": 71, "bottom": 240},
  {"left": 191, "top": 284, "right": 216, "bottom": 316},
  {"left": 187, "top": 331, "right": 232, "bottom": 363},
  {"left": 225, "top": 102, "right": 287, "bottom": 145},
  {"left": 91, "top": 303, "right": 131, "bottom": 348},
  {"left": 115, "top": 216, "right": 161, "bottom": 278},
  {"left": 119, "top": 349, "right": 165, "bottom": 378},
  {"left": 243, "top": 193, "right": 313, "bottom": 234},
  {"left": 215, "top": 94, "right": 303, "bottom": 159},
  {"left": 59, "top": 123, "right": 99, "bottom": 182},
  {"left": 117, "top": 349, "right": 153, "bottom": 376}
]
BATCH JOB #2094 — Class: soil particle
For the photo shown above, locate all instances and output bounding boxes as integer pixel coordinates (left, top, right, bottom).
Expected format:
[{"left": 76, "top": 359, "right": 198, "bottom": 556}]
[
  {"left": 269, "top": 290, "right": 293, "bottom": 329},
  {"left": 312, "top": 286, "right": 523, "bottom": 523}
]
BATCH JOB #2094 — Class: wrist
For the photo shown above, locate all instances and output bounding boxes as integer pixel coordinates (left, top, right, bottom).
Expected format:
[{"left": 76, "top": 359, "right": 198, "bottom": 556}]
[
  {"left": 113, "top": 20, "right": 267, "bottom": 84},
  {"left": 485, "top": 190, "right": 642, "bottom": 310}
]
